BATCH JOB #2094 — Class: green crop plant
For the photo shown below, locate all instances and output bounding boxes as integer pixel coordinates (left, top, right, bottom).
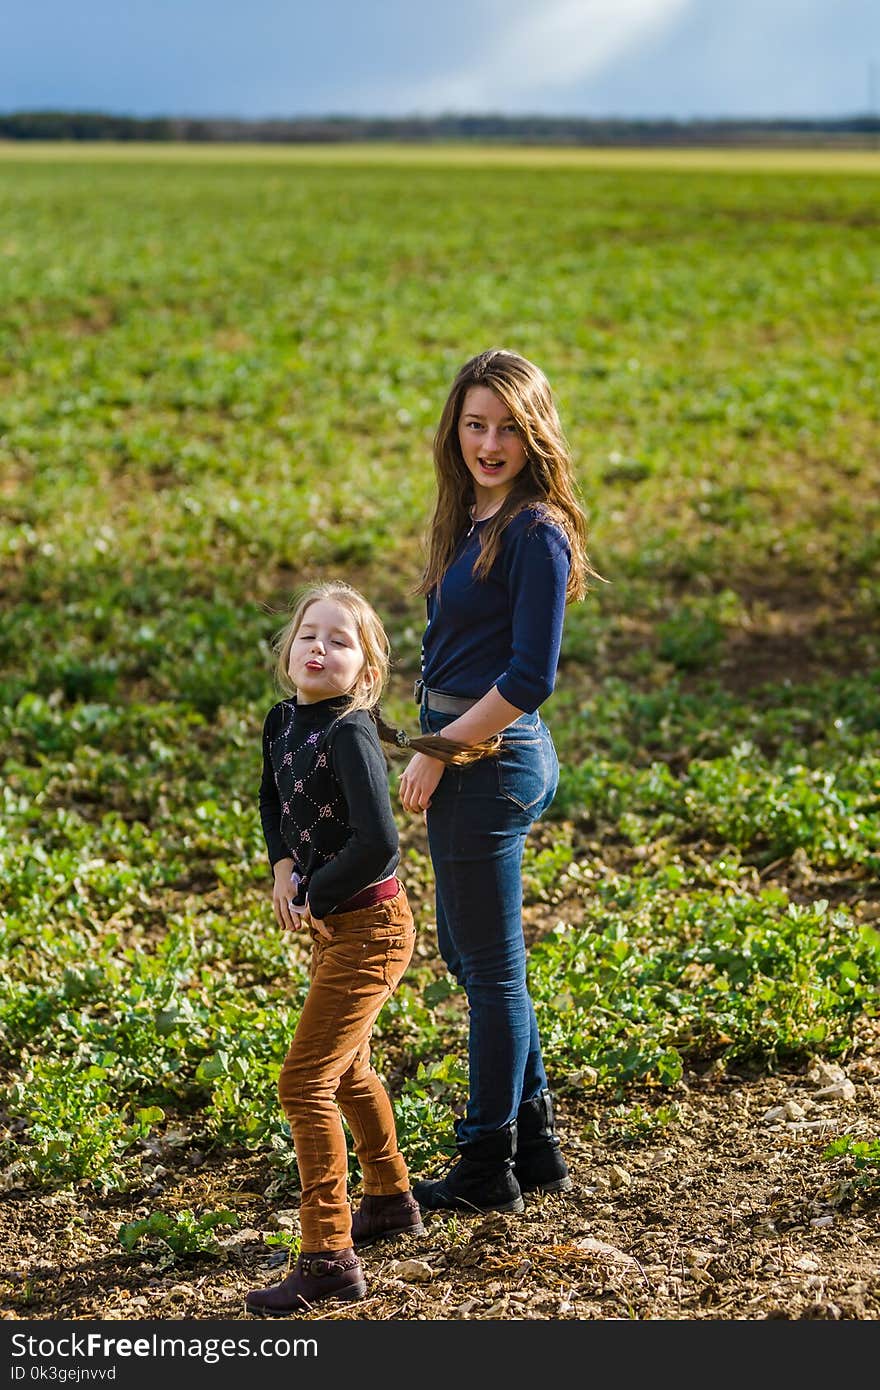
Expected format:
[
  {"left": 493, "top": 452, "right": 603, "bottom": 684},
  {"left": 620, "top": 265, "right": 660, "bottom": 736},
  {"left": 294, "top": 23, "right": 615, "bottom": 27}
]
[
  {"left": 118, "top": 1209, "right": 240, "bottom": 1263},
  {"left": 822, "top": 1135, "right": 880, "bottom": 1201}
]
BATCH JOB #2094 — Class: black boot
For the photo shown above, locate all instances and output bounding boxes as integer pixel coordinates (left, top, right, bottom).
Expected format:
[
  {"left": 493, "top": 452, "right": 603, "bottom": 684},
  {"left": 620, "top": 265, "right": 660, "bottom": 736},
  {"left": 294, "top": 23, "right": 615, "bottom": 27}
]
[
  {"left": 514, "top": 1089, "right": 572, "bottom": 1194},
  {"left": 413, "top": 1123, "right": 524, "bottom": 1214}
]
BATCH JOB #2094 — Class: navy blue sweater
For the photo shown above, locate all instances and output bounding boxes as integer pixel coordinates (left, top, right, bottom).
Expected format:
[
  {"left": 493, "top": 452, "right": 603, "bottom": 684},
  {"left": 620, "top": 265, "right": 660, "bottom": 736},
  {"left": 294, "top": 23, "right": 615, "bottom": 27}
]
[{"left": 420, "top": 507, "right": 571, "bottom": 713}]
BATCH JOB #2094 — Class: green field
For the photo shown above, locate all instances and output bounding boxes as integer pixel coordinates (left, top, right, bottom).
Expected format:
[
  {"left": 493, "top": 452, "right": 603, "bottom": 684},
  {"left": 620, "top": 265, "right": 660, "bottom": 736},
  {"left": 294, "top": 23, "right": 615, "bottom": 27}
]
[{"left": 1, "top": 147, "right": 878, "bottom": 1194}]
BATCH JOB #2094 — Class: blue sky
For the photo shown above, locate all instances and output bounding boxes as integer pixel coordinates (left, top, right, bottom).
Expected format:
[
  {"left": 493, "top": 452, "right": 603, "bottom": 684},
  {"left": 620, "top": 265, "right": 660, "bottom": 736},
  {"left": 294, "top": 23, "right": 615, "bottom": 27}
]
[{"left": 3, "top": 0, "right": 878, "bottom": 119}]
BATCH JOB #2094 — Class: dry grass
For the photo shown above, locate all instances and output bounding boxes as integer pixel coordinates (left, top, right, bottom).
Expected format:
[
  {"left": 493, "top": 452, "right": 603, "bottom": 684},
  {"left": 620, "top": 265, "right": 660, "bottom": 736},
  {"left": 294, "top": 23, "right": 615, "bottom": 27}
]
[{"left": 1, "top": 141, "right": 879, "bottom": 173}]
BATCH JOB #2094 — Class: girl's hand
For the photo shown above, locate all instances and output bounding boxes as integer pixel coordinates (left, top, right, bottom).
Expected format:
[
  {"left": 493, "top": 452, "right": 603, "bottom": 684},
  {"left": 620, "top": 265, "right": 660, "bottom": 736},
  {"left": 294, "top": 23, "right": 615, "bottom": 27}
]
[
  {"left": 272, "top": 861, "right": 305, "bottom": 933},
  {"left": 302, "top": 896, "right": 333, "bottom": 942},
  {"left": 399, "top": 751, "right": 445, "bottom": 814}
]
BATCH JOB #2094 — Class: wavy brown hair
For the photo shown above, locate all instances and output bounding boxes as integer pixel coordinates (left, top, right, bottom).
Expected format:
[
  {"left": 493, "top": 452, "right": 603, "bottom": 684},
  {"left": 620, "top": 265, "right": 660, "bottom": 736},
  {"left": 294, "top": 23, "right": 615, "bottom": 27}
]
[{"left": 416, "top": 348, "right": 602, "bottom": 601}]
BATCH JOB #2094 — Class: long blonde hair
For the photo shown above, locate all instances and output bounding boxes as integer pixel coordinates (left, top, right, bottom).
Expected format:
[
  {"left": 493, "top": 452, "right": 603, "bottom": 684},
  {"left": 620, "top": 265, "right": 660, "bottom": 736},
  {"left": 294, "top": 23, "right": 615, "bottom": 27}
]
[
  {"left": 273, "top": 580, "right": 389, "bottom": 712},
  {"left": 417, "top": 348, "right": 601, "bottom": 601},
  {"left": 273, "top": 580, "right": 500, "bottom": 766}
]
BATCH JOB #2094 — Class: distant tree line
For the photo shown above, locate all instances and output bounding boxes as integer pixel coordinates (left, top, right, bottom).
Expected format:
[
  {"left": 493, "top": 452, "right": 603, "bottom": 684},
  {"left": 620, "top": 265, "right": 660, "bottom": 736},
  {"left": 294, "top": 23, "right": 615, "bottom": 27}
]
[{"left": 2, "top": 110, "right": 879, "bottom": 146}]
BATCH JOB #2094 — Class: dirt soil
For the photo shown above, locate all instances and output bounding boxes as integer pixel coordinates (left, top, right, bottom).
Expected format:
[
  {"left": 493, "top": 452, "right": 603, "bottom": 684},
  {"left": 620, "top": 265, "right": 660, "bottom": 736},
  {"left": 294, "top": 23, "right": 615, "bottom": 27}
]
[{"left": 2, "top": 1051, "right": 879, "bottom": 1324}]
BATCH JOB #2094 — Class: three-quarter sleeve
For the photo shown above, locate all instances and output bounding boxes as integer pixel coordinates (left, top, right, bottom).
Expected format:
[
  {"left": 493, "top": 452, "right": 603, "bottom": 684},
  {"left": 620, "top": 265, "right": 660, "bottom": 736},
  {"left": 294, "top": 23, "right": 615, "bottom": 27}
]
[{"left": 494, "top": 519, "right": 571, "bottom": 713}]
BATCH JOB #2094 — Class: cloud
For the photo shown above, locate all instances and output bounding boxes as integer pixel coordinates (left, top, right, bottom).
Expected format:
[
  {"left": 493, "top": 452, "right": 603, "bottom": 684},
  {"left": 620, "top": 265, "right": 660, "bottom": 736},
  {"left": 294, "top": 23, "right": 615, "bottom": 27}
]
[
  {"left": 561, "top": 0, "right": 880, "bottom": 118},
  {"left": 380, "top": 0, "right": 692, "bottom": 113}
]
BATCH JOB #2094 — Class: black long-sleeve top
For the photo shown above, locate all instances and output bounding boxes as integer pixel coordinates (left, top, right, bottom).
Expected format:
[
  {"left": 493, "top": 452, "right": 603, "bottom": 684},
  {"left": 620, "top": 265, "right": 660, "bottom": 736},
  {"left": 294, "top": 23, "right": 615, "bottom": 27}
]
[{"left": 259, "top": 696, "right": 399, "bottom": 919}]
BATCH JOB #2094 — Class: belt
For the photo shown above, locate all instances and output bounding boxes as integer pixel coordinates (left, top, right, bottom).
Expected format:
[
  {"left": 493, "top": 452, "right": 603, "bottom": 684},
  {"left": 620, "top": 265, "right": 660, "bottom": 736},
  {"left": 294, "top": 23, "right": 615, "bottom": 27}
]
[
  {"left": 329, "top": 875, "right": 400, "bottom": 916},
  {"left": 413, "top": 679, "right": 478, "bottom": 715}
]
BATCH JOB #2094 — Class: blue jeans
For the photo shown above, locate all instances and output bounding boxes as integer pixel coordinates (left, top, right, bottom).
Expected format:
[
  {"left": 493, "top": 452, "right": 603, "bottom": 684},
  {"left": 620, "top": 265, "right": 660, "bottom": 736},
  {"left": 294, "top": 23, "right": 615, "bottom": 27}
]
[{"left": 421, "top": 703, "right": 560, "bottom": 1143}]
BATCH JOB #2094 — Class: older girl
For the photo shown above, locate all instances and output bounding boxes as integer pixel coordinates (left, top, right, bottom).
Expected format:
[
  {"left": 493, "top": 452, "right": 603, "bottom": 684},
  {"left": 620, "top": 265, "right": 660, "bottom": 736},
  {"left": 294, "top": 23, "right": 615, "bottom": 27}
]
[{"left": 399, "top": 349, "right": 599, "bottom": 1214}]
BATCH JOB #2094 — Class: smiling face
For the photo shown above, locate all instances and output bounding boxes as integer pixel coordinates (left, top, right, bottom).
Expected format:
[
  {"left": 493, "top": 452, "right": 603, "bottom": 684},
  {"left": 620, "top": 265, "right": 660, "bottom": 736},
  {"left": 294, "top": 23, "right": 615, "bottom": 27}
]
[
  {"left": 288, "top": 598, "right": 371, "bottom": 705},
  {"left": 457, "top": 385, "right": 529, "bottom": 512}
]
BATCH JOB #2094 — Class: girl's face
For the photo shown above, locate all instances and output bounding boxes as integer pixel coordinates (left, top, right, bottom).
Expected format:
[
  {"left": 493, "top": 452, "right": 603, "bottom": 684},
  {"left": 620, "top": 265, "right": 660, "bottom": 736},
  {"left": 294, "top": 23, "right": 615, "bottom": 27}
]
[
  {"left": 289, "top": 598, "right": 371, "bottom": 704},
  {"left": 457, "top": 385, "right": 528, "bottom": 506}
]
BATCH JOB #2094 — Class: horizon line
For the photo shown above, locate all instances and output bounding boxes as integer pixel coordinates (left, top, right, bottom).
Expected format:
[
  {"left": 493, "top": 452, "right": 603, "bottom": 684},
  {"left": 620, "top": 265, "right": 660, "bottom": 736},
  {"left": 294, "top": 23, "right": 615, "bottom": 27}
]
[{"left": 3, "top": 107, "right": 879, "bottom": 125}]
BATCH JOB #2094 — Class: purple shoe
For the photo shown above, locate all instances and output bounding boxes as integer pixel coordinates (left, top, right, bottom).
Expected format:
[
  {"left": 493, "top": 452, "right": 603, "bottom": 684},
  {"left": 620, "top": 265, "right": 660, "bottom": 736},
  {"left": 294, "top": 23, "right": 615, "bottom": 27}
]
[
  {"left": 246, "top": 1248, "right": 366, "bottom": 1316},
  {"left": 351, "top": 1191, "right": 425, "bottom": 1248}
]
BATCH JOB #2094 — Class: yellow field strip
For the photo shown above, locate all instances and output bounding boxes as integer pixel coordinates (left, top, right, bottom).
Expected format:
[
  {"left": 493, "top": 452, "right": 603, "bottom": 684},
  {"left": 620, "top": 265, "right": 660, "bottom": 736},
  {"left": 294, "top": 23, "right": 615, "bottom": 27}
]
[{"left": 1, "top": 140, "right": 879, "bottom": 173}]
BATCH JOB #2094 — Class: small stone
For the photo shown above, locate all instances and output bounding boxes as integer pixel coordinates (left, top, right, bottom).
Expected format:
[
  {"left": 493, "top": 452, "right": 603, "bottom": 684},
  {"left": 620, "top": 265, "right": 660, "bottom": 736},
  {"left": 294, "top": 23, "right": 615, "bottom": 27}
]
[
  {"left": 572, "top": 1067, "right": 599, "bottom": 1088},
  {"left": 454, "top": 1298, "right": 479, "bottom": 1317},
  {"left": 807, "top": 1060, "right": 847, "bottom": 1087},
  {"left": 264, "top": 1211, "right": 296, "bottom": 1231},
  {"left": 783, "top": 1100, "right": 806, "bottom": 1120},
  {"left": 217, "top": 1226, "right": 259, "bottom": 1249},
  {"left": 810, "top": 1215, "right": 834, "bottom": 1229},
  {"left": 392, "top": 1258, "right": 436, "bottom": 1284},
  {"left": 812, "top": 1080, "right": 856, "bottom": 1102},
  {"left": 576, "top": 1237, "right": 638, "bottom": 1266},
  {"left": 161, "top": 1128, "right": 191, "bottom": 1147},
  {"left": 793, "top": 1257, "right": 820, "bottom": 1273},
  {"left": 608, "top": 1164, "right": 632, "bottom": 1189},
  {"left": 760, "top": 1105, "right": 787, "bottom": 1124},
  {"left": 810, "top": 1302, "right": 842, "bottom": 1320}
]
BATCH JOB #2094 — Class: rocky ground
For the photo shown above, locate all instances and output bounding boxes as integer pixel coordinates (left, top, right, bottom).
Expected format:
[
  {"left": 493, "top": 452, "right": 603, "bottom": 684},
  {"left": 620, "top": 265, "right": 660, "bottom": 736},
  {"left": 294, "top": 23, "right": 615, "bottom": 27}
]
[{"left": 2, "top": 1052, "right": 878, "bottom": 1324}]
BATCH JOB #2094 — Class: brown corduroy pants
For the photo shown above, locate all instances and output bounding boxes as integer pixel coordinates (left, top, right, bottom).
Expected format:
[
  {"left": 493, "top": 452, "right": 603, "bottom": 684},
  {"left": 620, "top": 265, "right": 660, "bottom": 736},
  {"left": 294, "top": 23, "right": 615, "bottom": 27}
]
[{"left": 277, "top": 885, "right": 415, "bottom": 1251}]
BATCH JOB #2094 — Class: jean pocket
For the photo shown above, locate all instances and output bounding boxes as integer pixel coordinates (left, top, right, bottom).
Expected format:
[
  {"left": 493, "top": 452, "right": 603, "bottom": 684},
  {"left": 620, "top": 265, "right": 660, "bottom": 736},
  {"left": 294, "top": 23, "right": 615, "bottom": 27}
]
[{"left": 496, "top": 736, "right": 549, "bottom": 811}]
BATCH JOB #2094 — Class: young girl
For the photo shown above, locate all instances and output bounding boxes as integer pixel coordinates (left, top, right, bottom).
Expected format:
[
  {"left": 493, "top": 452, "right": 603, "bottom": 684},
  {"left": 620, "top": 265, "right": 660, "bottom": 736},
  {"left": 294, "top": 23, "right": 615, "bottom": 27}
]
[
  {"left": 398, "top": 348, "right": 600, "bottom": 1215},
  {"left": 247, "top": 580, "right": 495, "bottom": 1315}
]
